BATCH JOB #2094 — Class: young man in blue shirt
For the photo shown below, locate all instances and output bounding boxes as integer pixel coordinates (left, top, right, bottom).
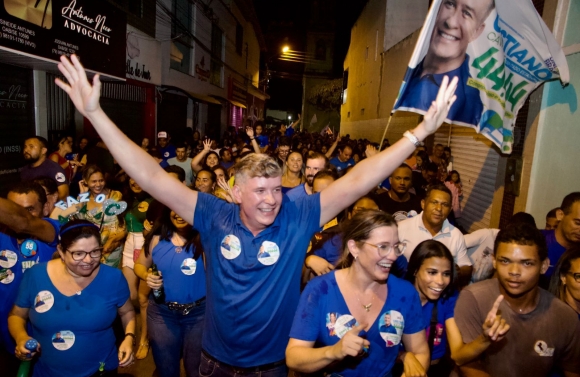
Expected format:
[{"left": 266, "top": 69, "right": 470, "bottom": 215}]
[{"left": 55, "top": 54, "right": 458, "bottom": 375}]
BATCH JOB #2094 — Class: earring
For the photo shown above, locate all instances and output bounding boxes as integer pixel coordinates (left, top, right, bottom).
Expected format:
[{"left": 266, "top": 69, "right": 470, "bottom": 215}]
[{"left": 354, "top": 255, "right": 358, "bottom": 261}]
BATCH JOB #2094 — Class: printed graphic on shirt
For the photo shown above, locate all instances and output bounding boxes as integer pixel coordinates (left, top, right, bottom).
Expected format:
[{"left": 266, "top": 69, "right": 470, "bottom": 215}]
[
  {"left": 334, "top": 314, "right": 358, "bottom": 339},
  {"left": 0, "top": 250, "right": 18, "bottom": 268},
  {"left": 257, "top": 241, "right": 280, "bottom": 266},
  {"left": 426, "top": 323, "right": 445, "bottom": 346},
  {"left": 392, "top": 211, "right": 411, "bottom": 223},
  {"left": 164, "top": 152, "right": 170, "bottom": 158},
  {"left": 0, "top": 268, "right": 14, "bottom": 284},
  {"left": 34, "top": 290, "right": 55, "bottom": 313},
  {"left": 379, "top": 310, "right": 404, "bottom": 347},
  {"left": 472, "top": 247, "right": 495, "bottom": 283},
  {"left": 20, "top": 240, "right": 38, "bottom": 258},
  {"left": 21, "top": 257, "right": 39, "bottom": 273},
  {"left": 138, "top": 201, "right": 149, "bottom": 212},
  {"left": 534, "top": 340, "right": 554, "bottom": 357},
  {"left": 220, "top": 235, "right": 241, "bottom": 260},
  {"left": 55, "top": 172, "right": 66, "bottom": 183},
  {"left": 326, "top": 312, "right": 340, "bottom": 337},
  {"left": 52, "top": 331, "right": 75, "bottom": 351},
  {"left": 181, "top": 258, "right": 197, "bottom": 275}
]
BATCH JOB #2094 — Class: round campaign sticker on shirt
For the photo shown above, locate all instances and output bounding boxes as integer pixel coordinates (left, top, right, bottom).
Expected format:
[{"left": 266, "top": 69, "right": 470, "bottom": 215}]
[
  {"left": 164, "top": 151, "right": 170, "bottom": 158},
  {"left": 220, "top": 235, "right": 241, "bottom": 260},
  {"left": 257, "top": 241, "right": 280, "bottom": 266},
  {"left": 334, "top": 314, "right": 358, "bottom": 339},
  {"left": 0, "top": 250, "right": 18, "bottom": 269},
  {"left": 181, "top": 258, "right": 197, "bottom": 275},
  {"left": 34, "top": 291, "right": 55, "bottom": 313},
  {"left": 55, "top": 172, "right": 66, "bottom": 183},
  {"left": 0, "top": 268, "right": 14, "bottom": 284},
  {"left": 52, "top": 331, "right": 75, "bottom": 351},
  {"left": 20, "top": 240, "right": 38, "bottom": 258},
  {"left": 378, "top": 310, "right": 404, "bottom": 347}
]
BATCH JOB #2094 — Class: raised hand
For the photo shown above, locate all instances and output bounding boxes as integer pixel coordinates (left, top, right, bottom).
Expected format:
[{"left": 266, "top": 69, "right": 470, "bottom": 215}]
[
  {"left": 246, "top": 126, "right": 255, "bottom": 138},
  {"left": 422, "top": 75, "right": 458, "bottom": 134},
  {"left": 217, "top": 176, "right": 236, "bottom": 204},
  {"left": 331, "top": 324, "right": 369, "bottom": 359},
  {"left": 203, "top": 139, "right": 212, "bottom": 152},
  {"left": 365, "top": 144, "right": 378, "bottom": 158},
  {"left": 55, "top": 55, "right": 102, "bottom": 118},
  {"left": 482, "top": 295, "right": 510, "bottom": 342}
]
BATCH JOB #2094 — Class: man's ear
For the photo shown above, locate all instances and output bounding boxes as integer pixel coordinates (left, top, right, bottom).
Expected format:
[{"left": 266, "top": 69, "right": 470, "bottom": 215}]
[
  {"left": 42, "top": 201, "right": 51, "bottom": 217},
  {"left": 421, "top": 199, "right": 425, "bottom": 211},
  {"left": 232, "top": 184, "right": 242, "bottom": 203},
  {"left": 540, "top": 258, "right": 550, "bottom": 275},
  {"left": 556, "top": 209, "right": 564, "bottom": 221}
]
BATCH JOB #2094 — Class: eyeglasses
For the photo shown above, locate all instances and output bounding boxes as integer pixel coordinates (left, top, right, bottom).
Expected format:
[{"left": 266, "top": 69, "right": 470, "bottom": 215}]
[
  {"left": 363, "top": 242, "right": 406, "bottom": 257},
  {"left": 66, "top": 248, "right": 103, "bottom": 261},
  {"left": 567, "top": 272, "right": 580, "bottom": 283}
]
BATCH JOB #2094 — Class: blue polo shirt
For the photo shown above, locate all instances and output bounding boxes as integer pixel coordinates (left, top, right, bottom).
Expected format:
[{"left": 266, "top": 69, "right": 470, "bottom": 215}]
[
  {"left": 542, "top": 230, "right": 567, "bottom": 278},
  {"left": 290, "top": 272, "right": 423, "bottom": 376},
  {"left": 329, "top": 156, "right": 355, "bottom": 172},
  {"left": 194, "top": 192, "right": 321, "bottom": 366},
  {"left": 421, "top": 292, "right": 458, "bottom": 361},
  {"left": 395, "top": 55, "right": 483, "bottom": 126},
  {"left": 0, "top": 218, "right": 60, "bottom": 353},
  {"left": 286, "top": 183, "right": 308, "bottom": 202}
]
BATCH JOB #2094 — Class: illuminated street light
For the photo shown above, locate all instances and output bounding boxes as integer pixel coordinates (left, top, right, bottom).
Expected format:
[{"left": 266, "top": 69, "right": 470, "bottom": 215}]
[{"left": 282, "top": 45, "right": 290, "bottom": 54}]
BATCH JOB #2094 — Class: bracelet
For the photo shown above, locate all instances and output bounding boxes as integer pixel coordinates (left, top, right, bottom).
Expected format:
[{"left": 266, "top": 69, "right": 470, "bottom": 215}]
[
  {"left": 125, "top": 332, "right": 136, "bottom": 345},
  {"left": 250, "top": 137, "right": 255, "bottom": 140},
  {"left": 403, "top": 130, "right": 421, "bottom": 147}
]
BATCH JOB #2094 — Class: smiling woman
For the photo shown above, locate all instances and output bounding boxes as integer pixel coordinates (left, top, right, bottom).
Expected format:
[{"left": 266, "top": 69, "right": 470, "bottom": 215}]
[{"left": 8, "top": 220, "right": 136, "bottom": 376}]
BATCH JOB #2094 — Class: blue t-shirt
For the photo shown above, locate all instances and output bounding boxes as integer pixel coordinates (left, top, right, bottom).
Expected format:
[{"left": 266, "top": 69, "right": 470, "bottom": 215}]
[
  {"left": 290, "top": 272, "right": 423, "bottom": 376},
  {"left": 329, "top": 156, "right": 355, "bottom": 172},
  {"left": 542, "top": 229, "right": 566, "bottom": 278},
  {"left": 194, "top": 192, "right": 321, "bottom": 366},
  {"left": 15, "top": 263, "right": 129, "bottom": 376},
  {"left": 152, "top": 238, "right": 206, "bottom": 303},
  {"left": 395, "top": 56, "right": 483, "bottom": 126},
  {"left": 255, "top": 135, "right": 269, "bottom": 148},
  {"left": 0, "top": 219, "right": 60, "bottom": 353},
  {"left": 286, "top": 184, "right": 308, "bottom": 202},
  {"left": 421, "top": 292, "right": 458, "bottom": 361},
  {"left": 160, "top": 144, "right": 177, "bottom": 161}
]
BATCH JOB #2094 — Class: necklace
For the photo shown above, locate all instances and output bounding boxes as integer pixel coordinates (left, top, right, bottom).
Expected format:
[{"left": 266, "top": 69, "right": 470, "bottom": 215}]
[{"left": 355, "top": 292, "right": 375, "bottom": 312}]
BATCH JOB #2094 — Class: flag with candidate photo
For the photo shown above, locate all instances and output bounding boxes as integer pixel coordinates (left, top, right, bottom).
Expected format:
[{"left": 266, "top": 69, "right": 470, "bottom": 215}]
[{"left": 392, "top": 0, "right": 569, "bottom": 154}]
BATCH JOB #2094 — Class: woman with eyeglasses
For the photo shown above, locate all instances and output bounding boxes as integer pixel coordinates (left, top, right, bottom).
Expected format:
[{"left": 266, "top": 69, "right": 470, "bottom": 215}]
[
  {"left": 8, "top": 220, "right": 135, "bottom": 376},
  {"left": 134, "top": 206, "right": 206, "bottom": 377},
  {"left": 405, "top": 240, "right": 509, "bottom": 376},
  {"left": 550, "top": 246, "right": 580, "bottom": 320},
  {"left": 287, "top": 210, "right": 430, "bottom": 377}
]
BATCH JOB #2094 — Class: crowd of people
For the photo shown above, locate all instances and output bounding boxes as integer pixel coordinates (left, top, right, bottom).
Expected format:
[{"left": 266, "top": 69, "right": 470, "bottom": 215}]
[{"left": 0, "top": 55, "right": 579, "bottom": 377}]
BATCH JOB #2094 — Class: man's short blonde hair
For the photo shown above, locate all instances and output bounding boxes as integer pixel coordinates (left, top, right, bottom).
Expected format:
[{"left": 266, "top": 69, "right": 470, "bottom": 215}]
[{"left": 234, "top": 153, "right": 282, "bottom": 184}]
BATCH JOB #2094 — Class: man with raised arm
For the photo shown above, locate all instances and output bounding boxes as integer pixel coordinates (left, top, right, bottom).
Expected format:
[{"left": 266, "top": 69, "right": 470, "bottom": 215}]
[{"left": 55, "top": 55, "right": 457, "bottom": 376}]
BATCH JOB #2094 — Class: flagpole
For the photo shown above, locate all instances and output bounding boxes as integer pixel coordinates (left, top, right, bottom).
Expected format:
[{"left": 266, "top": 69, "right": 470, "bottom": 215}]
[{"left": 379, "top": 115, "right": 393, "bottom": 150}]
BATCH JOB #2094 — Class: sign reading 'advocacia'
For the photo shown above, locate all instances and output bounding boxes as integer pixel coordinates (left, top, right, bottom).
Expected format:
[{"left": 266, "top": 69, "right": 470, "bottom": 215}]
[{"left": 0, "top": 0, "right": 126, "bottom": 79}]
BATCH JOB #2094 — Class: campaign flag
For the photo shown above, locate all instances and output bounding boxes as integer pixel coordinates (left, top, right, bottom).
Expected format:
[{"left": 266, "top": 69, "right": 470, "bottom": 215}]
[{"left": 392, "top": 0, "right": 569, "bottom": 154}]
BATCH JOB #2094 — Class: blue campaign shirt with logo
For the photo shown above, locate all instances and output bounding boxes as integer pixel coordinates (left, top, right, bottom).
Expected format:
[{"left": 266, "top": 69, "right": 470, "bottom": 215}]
[
  {"left": 290, "top": 272, "right": 423, "bottom": 376},
  {"left": 329, "top": 156, "right": 355, "bottom": 172},
  {"left": 395, "top": 56, "right": 483, "bottom": 126},
  {"left": 421, "top": 292, "right": 458, "bottom": 361},
  {"left": 160, "top": 144, "right": 177, "bottom": 162},
  {"left": 194, "top": 192, "right": 321, "bottom": 367},
  {"left": 0, "top": 218, "right": 60, "bottom": 353},
  {"left": 15, "top": 263, "right": 129, "bottom": 376},
  {"left": 152, "top": 238, "right": 206, "bottom": 303}
]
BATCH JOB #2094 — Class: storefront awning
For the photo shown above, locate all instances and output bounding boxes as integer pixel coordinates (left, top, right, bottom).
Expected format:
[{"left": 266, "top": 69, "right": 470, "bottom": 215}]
[
  {"left": 230, "top": 100, "right": 247, "bottom": 109},
  {"left": 209, "top": 94, "right": 246, "bottom": 109},
  {"left": 160, "top": 86, "right": 221, "bottom": 105}
]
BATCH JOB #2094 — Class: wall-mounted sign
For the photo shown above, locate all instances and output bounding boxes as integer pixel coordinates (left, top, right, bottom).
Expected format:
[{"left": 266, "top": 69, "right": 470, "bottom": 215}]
[
  {"left": 126, "top": 25, "right": 161, "bottom": 85},
  {"left": 0, "top": 0, "right": 126, "bottom": 79}
]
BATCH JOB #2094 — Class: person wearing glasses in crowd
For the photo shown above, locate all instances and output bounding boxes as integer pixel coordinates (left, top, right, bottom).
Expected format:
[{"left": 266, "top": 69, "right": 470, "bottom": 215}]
[
  {"left": 550, "top": 246, "right": 580, "bottom": 320},
  {"left": 287, "top": 210, "right": 429, "bottom": 377},
  {"left": 8, "top": 220, "right": 135, "bottom": 376}
]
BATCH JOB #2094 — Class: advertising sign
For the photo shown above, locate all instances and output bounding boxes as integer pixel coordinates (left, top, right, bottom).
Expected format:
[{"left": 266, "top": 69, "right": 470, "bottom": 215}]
[
  {"left": 0, "top": 0, "right": 126, "bottom": 79},
  {"left": 126, "top": 25, "right": 161, "bottom": 85}
]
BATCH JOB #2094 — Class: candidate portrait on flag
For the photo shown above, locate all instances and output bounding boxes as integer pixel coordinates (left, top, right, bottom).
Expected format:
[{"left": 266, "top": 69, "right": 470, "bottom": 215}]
[{"left": 395, "top": 0, "right": 494, "bottom": 127}]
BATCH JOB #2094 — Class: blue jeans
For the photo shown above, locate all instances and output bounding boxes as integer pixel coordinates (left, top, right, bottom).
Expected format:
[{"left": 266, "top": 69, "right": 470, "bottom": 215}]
[
  {"left": 198, "top": 351, "right": 288, "bottom": 377},
  {"left": 148, "top": 298, "right": 206, "bottom": 377}
]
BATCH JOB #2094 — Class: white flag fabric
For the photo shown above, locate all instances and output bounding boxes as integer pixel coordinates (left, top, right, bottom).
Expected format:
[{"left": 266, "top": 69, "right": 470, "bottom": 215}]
[
  {"left": 310, "top": 114, "right": 318, "bottom": 125},
  {"left": 392, "top": 0, "right": 569, "bottom": 154}
]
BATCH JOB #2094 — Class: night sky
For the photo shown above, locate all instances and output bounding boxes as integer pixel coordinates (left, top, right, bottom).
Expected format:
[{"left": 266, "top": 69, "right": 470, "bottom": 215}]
[{"left": 253, "top": 0, "right": 368, "bottom": 113}]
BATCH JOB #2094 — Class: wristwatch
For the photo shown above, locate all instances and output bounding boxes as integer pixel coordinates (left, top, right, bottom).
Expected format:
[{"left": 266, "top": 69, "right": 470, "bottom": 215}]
[
  {"left": 125, "top": 333, "right": 136, "bottom": 346},
  {"left": 403, "top": 130, "right": 421, "bottom": 147}
]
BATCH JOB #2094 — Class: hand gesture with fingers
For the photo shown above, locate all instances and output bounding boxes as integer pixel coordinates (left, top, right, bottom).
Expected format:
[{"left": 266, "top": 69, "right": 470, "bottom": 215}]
[
  {"left": 246, "top": 126, "right": 255, "bottom": 138},
  {"left": 203, "top": 139, "right": 212, "bottom": 152},
  {"left": 365, "top": 144, "right": 378, "bottom": 158},
  {"left": 482, "top": 295, "right": 510, "bottom": 342},
  {"left": 331, "top": 324, "right": 370, "bottom": 360},
  {"left": 217, "top": 176, "right": 236, "bottom": 203},
  {"left": 422, "top": 75, "right": 458, "bottom": 134},
  {"left": 55, "top": 55, "right": 102, "bottom": 117}
]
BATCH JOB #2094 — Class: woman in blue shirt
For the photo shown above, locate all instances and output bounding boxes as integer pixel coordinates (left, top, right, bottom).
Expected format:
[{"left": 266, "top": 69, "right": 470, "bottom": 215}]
[
  {"left": 134, "top": 206, "right": 206, "bottom": 377},
  {"left": 287, "top": 210, "right": 429, "bottom": 377},
  {"left": 405, "top": 240, "right": 510, "bottom": 376},
  {"left": 9, "top": 220, "right": 135, "bottom": 376}
]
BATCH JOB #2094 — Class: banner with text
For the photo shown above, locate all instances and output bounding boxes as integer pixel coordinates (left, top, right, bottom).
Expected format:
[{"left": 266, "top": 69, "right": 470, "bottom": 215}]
[
  {"left": 392, "top": 0, "right": 569, "bottom": 153},
  {"left": 0, "top": 0, "right": 126, "bottom": 79}
]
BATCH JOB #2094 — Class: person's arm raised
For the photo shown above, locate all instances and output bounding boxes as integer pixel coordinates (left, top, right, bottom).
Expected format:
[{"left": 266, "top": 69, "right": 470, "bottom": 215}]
[
  {"left": 55, "top": 55, "right": 197, "bottom": 226},
  {"left": 0, "top": 198, "right": 56, "bottom": 243},
  {"left": 319, "top": 76, "right": 457, "bottom": 227},
  {"left": 191, "top": 139, "right": 211, "bottom": 173}
]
